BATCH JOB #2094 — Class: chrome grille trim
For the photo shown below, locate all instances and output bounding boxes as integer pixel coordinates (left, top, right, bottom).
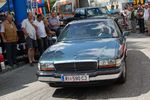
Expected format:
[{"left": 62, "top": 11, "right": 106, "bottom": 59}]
[{"left": 54, "top": 60, "right": 98, "bottom": 72}]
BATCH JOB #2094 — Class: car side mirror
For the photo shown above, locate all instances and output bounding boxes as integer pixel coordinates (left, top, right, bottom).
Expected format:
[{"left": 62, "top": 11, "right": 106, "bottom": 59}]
[{"left": 123, "top": 31, "right": 130, "bottom": 37}]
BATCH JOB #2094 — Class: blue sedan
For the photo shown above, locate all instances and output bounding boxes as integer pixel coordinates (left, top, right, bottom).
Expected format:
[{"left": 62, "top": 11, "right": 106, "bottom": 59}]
[{"left": 37, "top": 17, "right": 128, "bottom": 87}]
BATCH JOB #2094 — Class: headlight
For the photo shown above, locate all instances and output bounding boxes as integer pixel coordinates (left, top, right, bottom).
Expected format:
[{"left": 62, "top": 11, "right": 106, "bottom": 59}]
[
  {"left": 116, "top": 59, "right": 122, "bottom": 66},
  {"left": 38, "top": 63, "right": 55, "bottom": 71},
  {"left": 98, "top": 59, "right": 121, "bottom": 68}
]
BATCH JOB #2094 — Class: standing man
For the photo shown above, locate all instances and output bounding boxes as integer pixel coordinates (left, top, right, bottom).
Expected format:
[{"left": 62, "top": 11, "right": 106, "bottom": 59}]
[
  {"left": 49, "top": 12, "right": 60, "bottom": 37},
  {"left": 126, "top": 6, "right": 132, "bottom": 30},
  {"left": 1, "top": 14, "right": 18, "bottom": 68},
  {"left": 144, "top": 3, "right": 149, "bottom": 33},
  {"left": 43, "top": 18, "right": 56, "bottom": 46},
  {"left": 109, "top": 5, "right": 115, "bottom": 14},
  {"left": 137, "top": 4, "right": 145, "bottom": 33},
  {"left": 130, "top": 6, "right": 137, "bottom": 33},
  {"left": 22, "top": 12, "right": 37, "bottom": 66},
  {"left": 34, "top": 14, "right": 48, "bottom": 56}
]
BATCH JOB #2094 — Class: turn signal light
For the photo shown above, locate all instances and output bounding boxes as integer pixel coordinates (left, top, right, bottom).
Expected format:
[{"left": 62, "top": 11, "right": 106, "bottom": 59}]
[
  {"left": 98, "top": 64, "right": 116, "bottom": 68},
  {"left": 40, "top": 67, "right": 55, "bottom": 71}
]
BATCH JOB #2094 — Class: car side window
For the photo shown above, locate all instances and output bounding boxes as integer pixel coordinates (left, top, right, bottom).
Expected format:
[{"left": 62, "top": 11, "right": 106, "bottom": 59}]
[
  {"left": 79, "top": 9, "right": 85, "bottom": 16},
  {"left": 75, "top": 9, "right": 79, "bottom": 14}
]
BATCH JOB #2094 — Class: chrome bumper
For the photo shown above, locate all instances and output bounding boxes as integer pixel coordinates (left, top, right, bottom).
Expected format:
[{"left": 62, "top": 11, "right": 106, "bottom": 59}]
[{"left": 38, "top": 71, "right": 122, "bottom": 82}]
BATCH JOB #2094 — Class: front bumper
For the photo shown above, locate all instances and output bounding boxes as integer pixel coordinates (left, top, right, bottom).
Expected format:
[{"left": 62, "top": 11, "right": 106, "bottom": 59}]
[{"left": 37, "top": 67, "right": 123, "bottom": 83}]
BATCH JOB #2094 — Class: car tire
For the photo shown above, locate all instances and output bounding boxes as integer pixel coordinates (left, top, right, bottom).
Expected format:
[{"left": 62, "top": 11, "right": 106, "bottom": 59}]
[
  {"left": 48, "top": 83, "right": 58, "bottom": 87},
  {"left": 117, "top": 60, "right": 126, "bottom": 84}
]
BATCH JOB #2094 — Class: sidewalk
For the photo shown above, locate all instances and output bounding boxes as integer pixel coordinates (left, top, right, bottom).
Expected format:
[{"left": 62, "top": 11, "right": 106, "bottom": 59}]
[{"left": 0, "top": 61, "right": 28, "bottom": 74}]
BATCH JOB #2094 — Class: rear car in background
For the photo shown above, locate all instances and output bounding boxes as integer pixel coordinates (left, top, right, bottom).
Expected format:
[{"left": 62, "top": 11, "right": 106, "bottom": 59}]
[
  {"left": 62, "top": 7, "right": 105, "bottom": 25},
  {"left": 74, "top": 7, "right": 104, "bottom": 18},
  {"left": 37, "top": 17, "right": 128, "bottom": 87}
]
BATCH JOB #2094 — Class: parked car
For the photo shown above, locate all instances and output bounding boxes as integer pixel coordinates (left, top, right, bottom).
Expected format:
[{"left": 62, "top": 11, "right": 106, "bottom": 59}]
[
  {"left": 37, "top": 17, "right": 128, "bottom": 87},
  {"left": 62, "top": 7, "right": 105, "bottom": 25},
  {"left": 74, "top": 7, "right": 104, "bottom": 18}
]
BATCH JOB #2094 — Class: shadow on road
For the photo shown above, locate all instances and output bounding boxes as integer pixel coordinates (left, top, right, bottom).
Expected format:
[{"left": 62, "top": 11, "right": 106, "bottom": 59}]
[
  {"left": 52, "top": 50, "right": 150, "bottom": 99},
  {"left": 0, "top": 65, "right": 37, "bottom": 96}
]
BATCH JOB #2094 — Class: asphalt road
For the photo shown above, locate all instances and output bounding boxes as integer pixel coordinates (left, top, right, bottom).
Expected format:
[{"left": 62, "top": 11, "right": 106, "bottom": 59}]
[{"left": 1, "top": 33, "right": 150, "bottom": 100}]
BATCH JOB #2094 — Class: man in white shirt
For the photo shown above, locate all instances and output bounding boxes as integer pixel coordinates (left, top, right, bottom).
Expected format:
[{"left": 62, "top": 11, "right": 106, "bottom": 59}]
[
  {"left": 144, "top": 3, "right": 149, "bottom": 30},
  {"left": 22, "top": 12, "right": 37, "bottom": 66},
  {"left": 34, "top": 14, "right": 48, "bottom": 56}
]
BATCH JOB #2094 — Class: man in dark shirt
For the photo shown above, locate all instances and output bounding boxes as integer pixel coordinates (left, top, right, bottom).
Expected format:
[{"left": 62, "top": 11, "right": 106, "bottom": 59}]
[
  {"left": 137, "top": 4, "right": 145, "bottom": 33},
  {"left": 48, "top": 13, "right": 60, "bottom": 37}
]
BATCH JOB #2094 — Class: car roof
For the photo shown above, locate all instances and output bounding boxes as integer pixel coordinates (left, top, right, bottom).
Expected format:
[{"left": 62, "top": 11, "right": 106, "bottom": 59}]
[
  {"left": 69, "top": 14, "right": 119, "bottom": 24},
  {"left": 69, "top": 17, "right": 114, "bottom": 25},
  {"left": 76, "top": 7, "right": 100, "bottom": 9}
]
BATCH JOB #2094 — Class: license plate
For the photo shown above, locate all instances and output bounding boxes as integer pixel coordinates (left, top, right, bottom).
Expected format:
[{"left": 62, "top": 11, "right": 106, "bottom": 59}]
[{"left": 61, "top": 75, "right": 89, "bottom": 82}]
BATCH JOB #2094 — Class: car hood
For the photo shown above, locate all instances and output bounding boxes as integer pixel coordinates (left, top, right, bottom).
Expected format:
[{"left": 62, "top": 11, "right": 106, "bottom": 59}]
[{"left": 40, "top": 38, "right": 120, "bottom": 63}]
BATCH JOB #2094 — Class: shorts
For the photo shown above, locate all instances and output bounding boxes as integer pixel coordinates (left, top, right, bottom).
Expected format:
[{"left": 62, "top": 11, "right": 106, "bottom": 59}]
[
  {"left": 26, "top": 36, "right": 37, "bottom": 49},
  {"left": 147, "top": 20, "right": 150, "bottom": 26},
  {"left": 145, "top": 20, "right": 150, "bottom": 27}
]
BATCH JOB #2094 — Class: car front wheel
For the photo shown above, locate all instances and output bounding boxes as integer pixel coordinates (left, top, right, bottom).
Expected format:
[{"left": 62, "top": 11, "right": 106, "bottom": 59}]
[{"left": 117, "top": 60, "right": 126, "bottom": 84}]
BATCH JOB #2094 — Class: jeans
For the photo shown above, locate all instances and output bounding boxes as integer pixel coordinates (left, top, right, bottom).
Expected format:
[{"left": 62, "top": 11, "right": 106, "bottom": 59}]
[
  {"left": 37, "top": 37, "right": 48, "bottom": 56},
  {"left": 5, "top": 42, "right": 17, "bottom": 66}
]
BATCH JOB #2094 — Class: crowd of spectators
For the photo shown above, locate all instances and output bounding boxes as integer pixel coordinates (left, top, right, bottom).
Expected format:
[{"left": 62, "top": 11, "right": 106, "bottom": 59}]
[
  {"left": 120, "top": 3, "right": 150, "bottom": 35},
  {"left": 0, "top": 12, "right": 62, "bottom": 68}
]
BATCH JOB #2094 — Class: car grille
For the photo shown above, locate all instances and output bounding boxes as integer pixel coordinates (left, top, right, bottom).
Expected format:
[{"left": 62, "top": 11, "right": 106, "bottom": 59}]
[
  {"left": 75, "top": 62, "right": 97, "bottom": 71},
  {"left": 54, "top": 63, "right": 75, "bottom": 72},
  {"left": 54, "top": 61, "right": 97, "bottom": 72}
]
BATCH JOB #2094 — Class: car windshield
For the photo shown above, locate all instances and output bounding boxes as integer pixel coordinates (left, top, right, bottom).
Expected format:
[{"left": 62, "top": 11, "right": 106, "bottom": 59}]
[
  {"left": 58, "top": 20, "right": 119, "bottom": 42},
  {"left": 87, "top": 8, "right": 103, "bottom": 16}
]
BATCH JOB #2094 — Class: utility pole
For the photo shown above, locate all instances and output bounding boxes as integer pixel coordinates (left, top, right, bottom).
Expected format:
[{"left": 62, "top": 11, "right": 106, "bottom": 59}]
[
  {"left": 7, "top": 0, "right": 10, "bottom": 13},
  {"left": 47, "top": 0, "right": 51, "bottom": 12}
]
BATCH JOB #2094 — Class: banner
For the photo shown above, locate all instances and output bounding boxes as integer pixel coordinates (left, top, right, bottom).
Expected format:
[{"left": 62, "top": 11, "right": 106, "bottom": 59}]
[{"left": 0, "top": 0, "right": 6, "bottom": 8}]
